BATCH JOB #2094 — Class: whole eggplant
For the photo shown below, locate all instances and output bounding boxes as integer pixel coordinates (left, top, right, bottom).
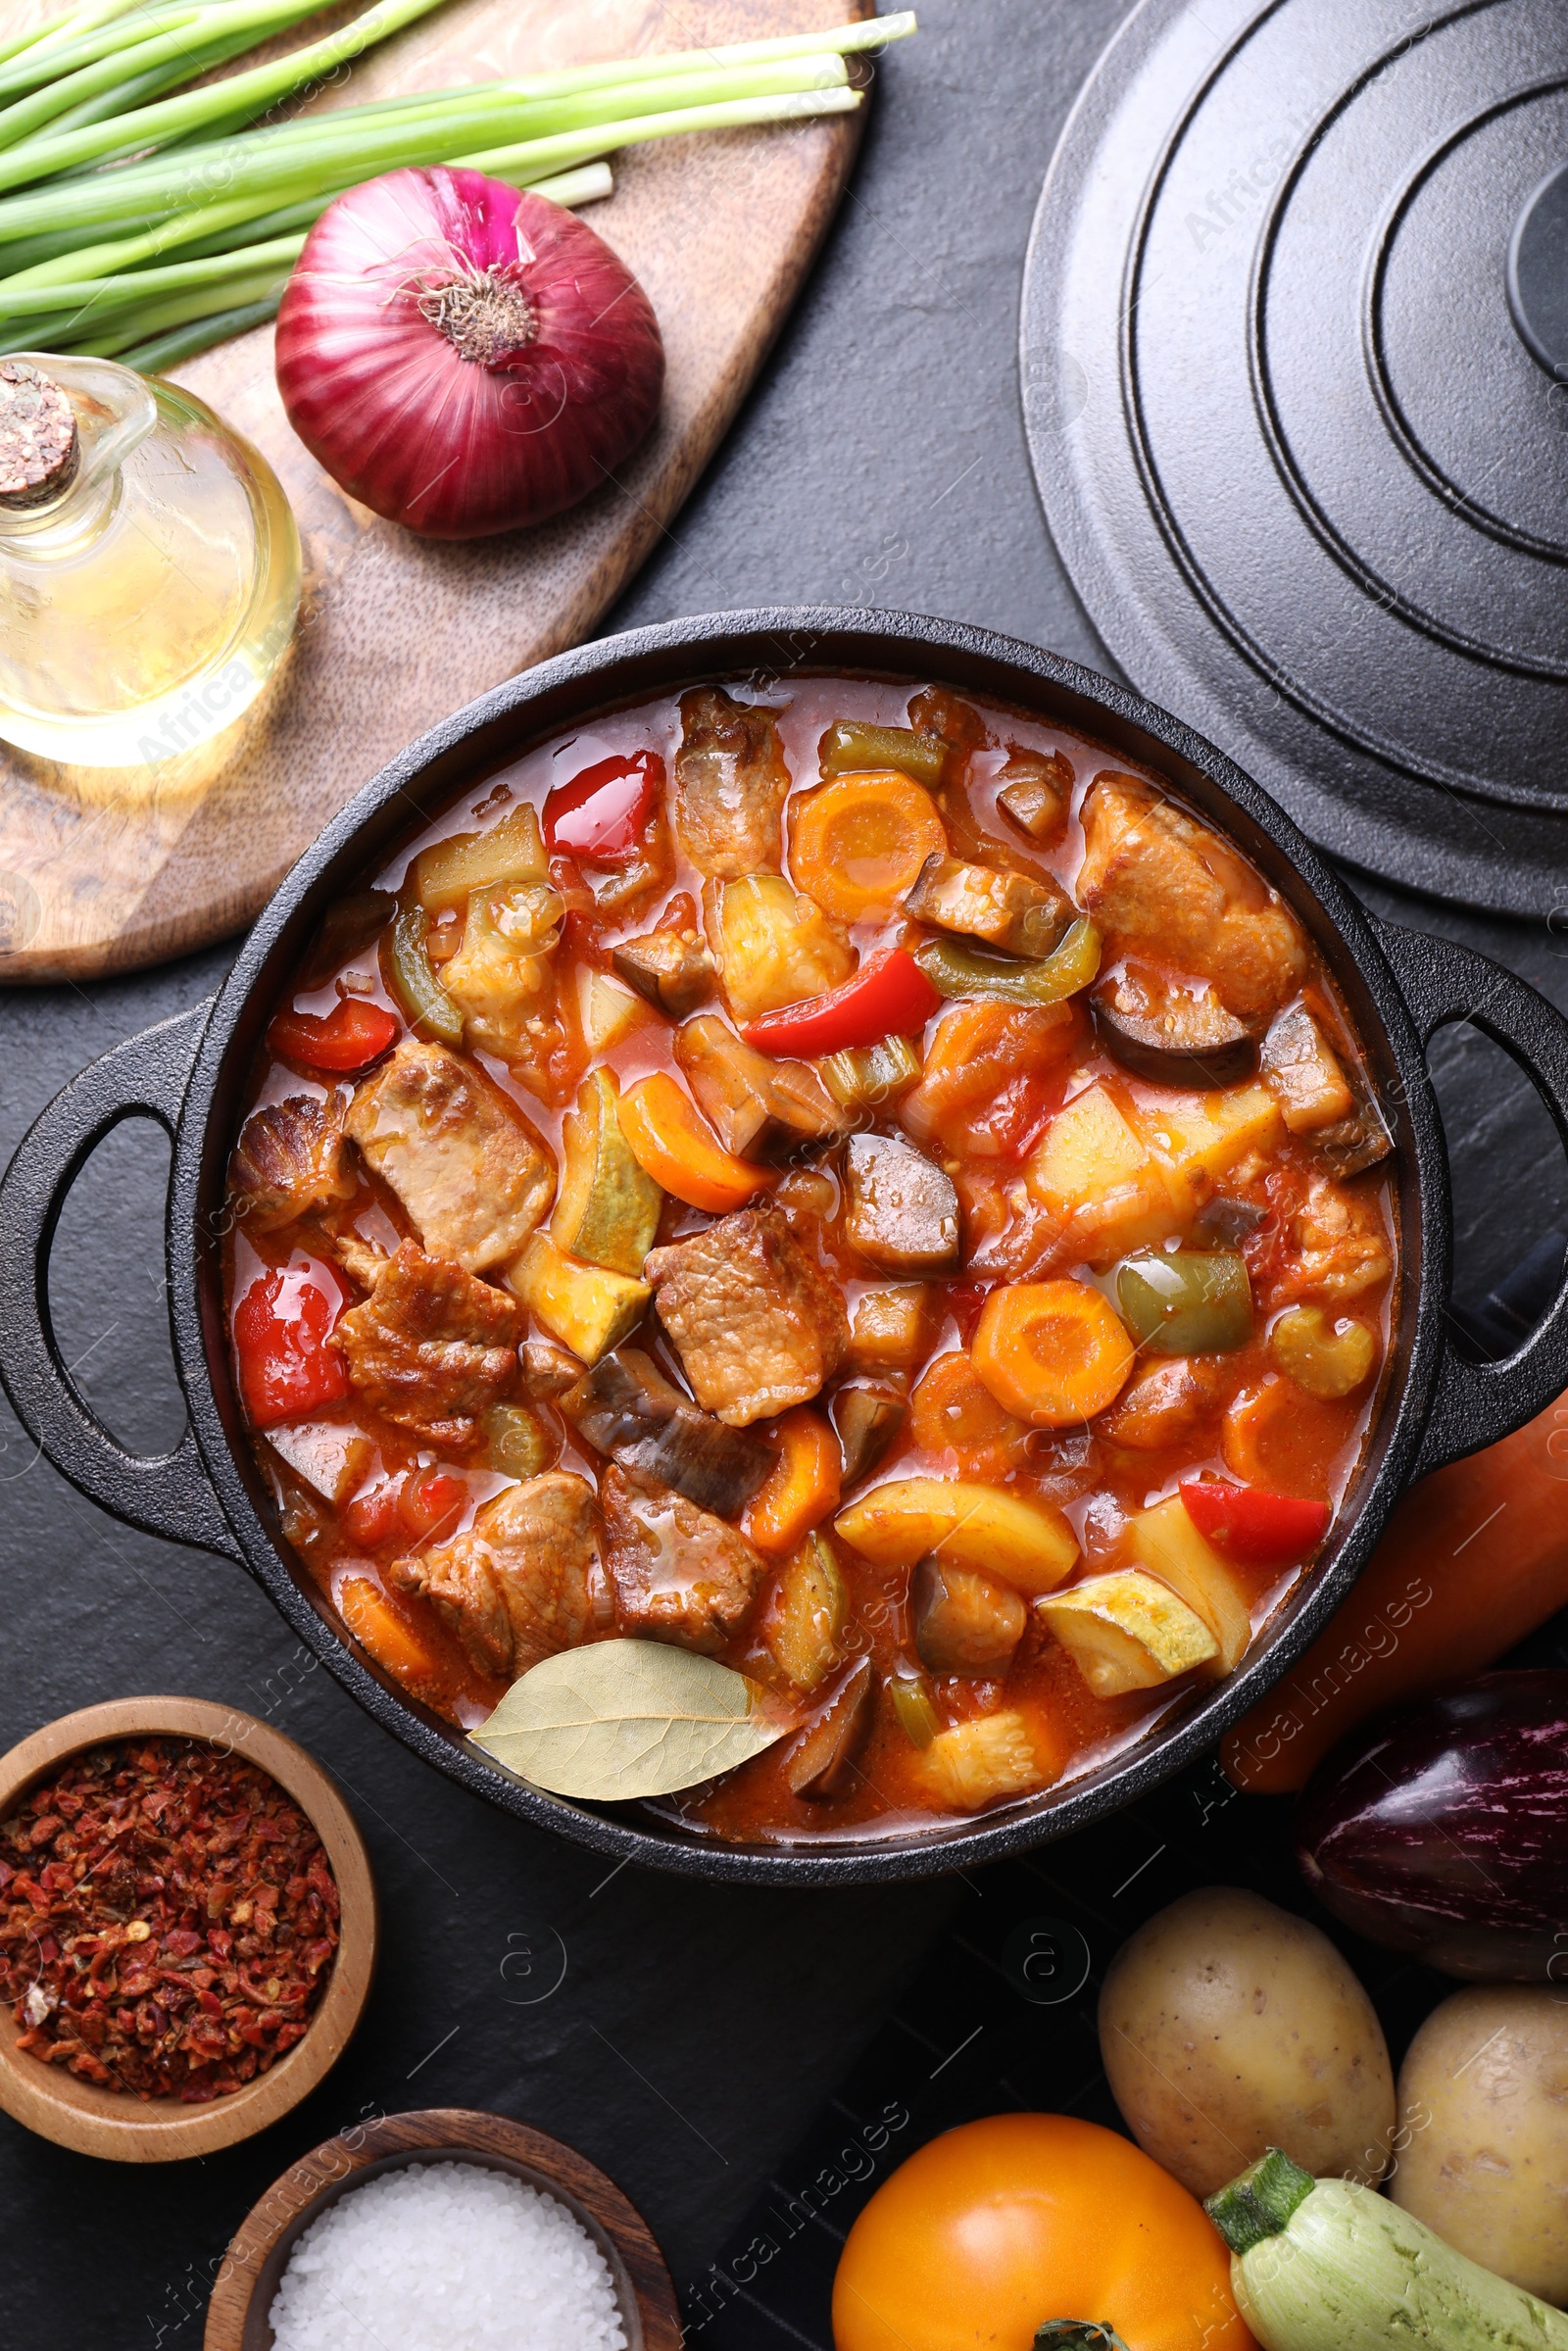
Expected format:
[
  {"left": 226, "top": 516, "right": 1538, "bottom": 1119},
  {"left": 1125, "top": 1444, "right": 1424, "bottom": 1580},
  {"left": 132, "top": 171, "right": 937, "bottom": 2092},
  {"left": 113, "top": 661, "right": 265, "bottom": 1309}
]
[{"left": 1296, "top": 1671, "right": 1568, "bottom": 1981}]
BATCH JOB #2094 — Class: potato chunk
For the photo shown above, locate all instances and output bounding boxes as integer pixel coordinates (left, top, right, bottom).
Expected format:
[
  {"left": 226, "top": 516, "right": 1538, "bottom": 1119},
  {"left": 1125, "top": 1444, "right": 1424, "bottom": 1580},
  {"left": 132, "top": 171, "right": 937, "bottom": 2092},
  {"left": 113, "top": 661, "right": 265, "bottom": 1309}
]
[
  {"left": 1026, "top": 1083, "right": 1192, "bottom": 1265},
  {"left": 1037, "top": 1569, "right": 1219, "bottom": 1696},
  {"left": 835, "top": 1478, "right": 1077, "bottom": 1596},
  {"left": 848, "top": 1284, "right": 938, "bottom": 1374},
  {"left": 706, "top": 874, "right": 854, "bottom": 1024}
]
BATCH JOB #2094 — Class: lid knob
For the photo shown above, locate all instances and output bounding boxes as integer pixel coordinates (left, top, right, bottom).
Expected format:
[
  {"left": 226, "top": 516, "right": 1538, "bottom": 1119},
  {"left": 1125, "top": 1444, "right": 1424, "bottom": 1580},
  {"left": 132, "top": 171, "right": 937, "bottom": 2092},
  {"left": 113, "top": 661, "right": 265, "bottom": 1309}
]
[
  {"left": 0, "top": 358, "right": 79, "bottom": 508},
  {"left": 1507, "top": 162, "right": 1568, "bottom": 385}
]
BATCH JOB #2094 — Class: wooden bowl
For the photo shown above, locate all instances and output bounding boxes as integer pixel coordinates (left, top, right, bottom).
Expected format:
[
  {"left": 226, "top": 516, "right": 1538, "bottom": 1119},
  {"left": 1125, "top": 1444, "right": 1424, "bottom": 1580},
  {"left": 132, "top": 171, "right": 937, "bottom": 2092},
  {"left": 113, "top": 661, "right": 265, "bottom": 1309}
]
[
  {"left": 0, "top": 1695, "right": 375, "bottom": 2162},
  {"left": 203, "top": 2107, "right": 684, "bottom": 2350}
]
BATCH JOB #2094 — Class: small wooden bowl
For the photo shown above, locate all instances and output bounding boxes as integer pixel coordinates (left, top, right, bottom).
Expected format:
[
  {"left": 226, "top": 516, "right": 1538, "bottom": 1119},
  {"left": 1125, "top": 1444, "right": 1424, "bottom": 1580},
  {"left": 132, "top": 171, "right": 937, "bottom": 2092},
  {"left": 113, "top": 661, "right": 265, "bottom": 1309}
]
[
  {"left": 204, "top": 2107, "right": 684, "bottom": 2350},
  {"left": 0, "top": 1695, "right": 375, "bottom": 2162}
]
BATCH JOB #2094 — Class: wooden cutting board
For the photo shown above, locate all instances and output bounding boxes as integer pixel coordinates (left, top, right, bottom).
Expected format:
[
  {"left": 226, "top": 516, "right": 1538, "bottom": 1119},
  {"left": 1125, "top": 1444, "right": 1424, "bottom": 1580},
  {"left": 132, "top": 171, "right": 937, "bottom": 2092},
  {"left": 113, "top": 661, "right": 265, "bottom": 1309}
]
[{"left": 0, "top": 0, "right": 872, "bottom": 983}]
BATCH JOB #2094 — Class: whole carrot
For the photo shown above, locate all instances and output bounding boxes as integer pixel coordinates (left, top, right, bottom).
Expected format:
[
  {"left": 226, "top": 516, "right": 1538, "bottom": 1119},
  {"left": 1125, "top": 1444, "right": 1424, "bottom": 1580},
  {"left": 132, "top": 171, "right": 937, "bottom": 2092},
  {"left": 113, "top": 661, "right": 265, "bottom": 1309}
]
[{"left": 1220, "top": 1391, "right": 1568, "bottom": 1792}]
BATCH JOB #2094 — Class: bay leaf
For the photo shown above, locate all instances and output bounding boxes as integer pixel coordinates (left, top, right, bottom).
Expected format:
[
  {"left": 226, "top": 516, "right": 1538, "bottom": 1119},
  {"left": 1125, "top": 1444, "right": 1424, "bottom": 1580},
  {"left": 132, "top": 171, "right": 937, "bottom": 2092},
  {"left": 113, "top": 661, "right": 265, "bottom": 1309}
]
[{"left": 469, "top": 1639, "right": 787, "bottom": 1800}]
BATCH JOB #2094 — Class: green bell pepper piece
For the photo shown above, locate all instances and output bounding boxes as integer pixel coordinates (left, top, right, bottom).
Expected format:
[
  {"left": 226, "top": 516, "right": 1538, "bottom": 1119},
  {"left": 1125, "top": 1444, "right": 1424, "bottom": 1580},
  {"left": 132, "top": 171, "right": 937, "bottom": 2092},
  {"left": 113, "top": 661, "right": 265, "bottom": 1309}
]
[
  {"left": 381, "top": 901, "right": 464, "bottom": 1047},
  {"left": 913, "top": 916, "right": 1102, "bottom": 1006},
  {"left": 1115, "top": 1249, "right": 1252, "bottom": 1355}
]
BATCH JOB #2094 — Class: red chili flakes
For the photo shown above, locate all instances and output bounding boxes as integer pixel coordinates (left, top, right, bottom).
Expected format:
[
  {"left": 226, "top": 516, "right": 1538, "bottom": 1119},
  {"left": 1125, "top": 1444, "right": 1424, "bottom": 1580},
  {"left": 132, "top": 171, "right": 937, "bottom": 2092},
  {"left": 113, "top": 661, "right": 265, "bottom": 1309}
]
[{"left": 0, "top": 1739, "right": 340, "bottom": 2103}]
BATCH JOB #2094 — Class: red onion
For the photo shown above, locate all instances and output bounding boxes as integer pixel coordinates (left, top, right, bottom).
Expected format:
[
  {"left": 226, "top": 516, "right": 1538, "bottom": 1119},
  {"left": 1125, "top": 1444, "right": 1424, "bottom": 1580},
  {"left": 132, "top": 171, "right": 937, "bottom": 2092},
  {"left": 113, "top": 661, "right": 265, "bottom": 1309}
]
[{"left": 274, "top": 167, "right": 664, "bottom": 540}]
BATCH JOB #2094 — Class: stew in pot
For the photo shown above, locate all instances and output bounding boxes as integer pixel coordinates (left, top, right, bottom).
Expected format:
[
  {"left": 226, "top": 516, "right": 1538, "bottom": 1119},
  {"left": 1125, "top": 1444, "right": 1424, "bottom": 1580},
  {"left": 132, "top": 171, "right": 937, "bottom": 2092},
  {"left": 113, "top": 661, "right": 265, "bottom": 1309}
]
[{"left": 223, "top": 677, "right": 1396, "bottom": 1842}]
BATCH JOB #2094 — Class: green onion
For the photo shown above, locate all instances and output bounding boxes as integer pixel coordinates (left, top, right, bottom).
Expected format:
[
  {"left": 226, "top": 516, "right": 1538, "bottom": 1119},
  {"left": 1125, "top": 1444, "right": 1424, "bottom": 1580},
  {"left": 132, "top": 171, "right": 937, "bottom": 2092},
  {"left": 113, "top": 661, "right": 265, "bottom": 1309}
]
[{"left": 0, "top": 10, "right": 913, "bottom": 360}]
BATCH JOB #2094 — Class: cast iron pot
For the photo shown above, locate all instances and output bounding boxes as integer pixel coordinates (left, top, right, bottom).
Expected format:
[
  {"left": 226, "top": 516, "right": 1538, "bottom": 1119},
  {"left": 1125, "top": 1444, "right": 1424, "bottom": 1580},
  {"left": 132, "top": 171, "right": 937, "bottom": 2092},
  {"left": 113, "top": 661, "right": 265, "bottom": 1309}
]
[{"left": 4, "top": 611, "right": 1568, "bottom": 1886}]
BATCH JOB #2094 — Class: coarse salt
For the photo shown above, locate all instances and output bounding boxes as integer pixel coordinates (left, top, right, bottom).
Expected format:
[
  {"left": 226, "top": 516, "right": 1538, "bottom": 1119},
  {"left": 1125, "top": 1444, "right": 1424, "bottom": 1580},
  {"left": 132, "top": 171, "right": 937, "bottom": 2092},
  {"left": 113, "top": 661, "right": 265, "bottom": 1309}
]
[{"left": 267, "top": 2158, "right": 629, "bottom": 2351}]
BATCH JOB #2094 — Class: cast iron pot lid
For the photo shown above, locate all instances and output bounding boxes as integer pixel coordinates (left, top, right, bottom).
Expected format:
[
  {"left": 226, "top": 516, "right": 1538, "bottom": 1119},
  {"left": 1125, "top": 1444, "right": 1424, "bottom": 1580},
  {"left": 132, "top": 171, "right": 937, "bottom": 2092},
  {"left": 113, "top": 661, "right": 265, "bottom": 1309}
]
[{"left": 1021, "top": 0, "right": 1568, "bottom": 915}]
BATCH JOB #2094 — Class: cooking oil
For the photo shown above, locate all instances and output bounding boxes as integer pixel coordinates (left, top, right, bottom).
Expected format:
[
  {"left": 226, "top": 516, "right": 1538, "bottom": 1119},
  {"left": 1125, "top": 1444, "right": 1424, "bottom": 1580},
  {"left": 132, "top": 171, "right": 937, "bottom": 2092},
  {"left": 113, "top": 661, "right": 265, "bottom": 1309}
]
[{"left": 0, "top": 352, "right": 299, "bottom": 782}]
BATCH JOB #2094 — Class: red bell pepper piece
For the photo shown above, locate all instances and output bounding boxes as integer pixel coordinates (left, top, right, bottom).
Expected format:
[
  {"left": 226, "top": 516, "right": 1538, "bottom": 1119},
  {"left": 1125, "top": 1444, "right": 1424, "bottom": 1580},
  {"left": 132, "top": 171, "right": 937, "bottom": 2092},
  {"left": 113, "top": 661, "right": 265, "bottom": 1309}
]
[
  {"left": 268, "top": 997, "right": 400, "bottom": 1073},
  {"left": 741, "top": 949, "right": 942, "bottom": 1057},
  {"left": 1180, "top": 1480, "right": 1331, "bottom": 1568},
  {"left": 233, "top": 1257, "right": 350, "bottom": 1429},
  {"left": 543, "top": 750, "right": 662, "bottom": 865}
]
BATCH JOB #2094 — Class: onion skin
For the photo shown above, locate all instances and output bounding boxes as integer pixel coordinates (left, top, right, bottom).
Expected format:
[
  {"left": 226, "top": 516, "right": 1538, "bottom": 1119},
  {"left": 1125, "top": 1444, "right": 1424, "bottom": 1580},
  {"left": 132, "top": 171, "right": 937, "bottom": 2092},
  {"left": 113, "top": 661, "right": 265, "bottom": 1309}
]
[
  {"left": 1296, "top": 1670, "right": 1568, "bottom": 1981},
  {"left": 275, "top": 167, "right": 664, "bottom": 539}
]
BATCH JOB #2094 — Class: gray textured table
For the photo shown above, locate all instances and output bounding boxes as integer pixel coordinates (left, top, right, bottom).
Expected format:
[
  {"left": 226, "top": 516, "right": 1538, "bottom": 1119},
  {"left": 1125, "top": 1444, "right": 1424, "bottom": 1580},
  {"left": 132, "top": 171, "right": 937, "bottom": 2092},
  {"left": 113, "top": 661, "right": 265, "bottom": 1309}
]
[{"left": 2, "top": 4, "right": 1565, "bottom": 2342}]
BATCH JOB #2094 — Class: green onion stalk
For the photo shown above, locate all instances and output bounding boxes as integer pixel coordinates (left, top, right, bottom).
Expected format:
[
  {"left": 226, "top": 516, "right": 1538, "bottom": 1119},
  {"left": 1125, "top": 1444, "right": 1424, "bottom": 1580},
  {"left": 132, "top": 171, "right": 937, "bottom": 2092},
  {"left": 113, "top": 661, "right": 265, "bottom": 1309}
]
[{"left": 0, "top": 9, "right": 911, "bottom": 365}]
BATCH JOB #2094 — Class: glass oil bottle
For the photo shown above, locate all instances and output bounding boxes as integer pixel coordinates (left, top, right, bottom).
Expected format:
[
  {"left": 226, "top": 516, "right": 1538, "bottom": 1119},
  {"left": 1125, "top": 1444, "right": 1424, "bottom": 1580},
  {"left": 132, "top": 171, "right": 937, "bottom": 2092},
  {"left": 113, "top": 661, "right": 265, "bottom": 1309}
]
[{"left": 0, "top": 351, "right": 299, "bottom": 794}]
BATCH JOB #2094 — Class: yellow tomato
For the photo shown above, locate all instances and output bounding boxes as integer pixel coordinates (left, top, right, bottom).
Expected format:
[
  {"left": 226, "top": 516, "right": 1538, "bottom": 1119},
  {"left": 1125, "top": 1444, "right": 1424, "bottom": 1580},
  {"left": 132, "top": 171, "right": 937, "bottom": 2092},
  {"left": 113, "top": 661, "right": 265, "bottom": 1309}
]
[{"left": 832, "top": 2114, "right": 1255, "bottom": 2351}]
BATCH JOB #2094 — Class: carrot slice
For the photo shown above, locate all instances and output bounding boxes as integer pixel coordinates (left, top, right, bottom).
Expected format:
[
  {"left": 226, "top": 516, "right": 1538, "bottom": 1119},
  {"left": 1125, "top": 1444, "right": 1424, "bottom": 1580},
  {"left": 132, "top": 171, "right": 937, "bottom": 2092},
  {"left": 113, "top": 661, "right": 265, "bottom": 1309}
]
[
  {"left": 338, "top": 1576, "right": 444, "bottom": 1691},
  {"left": 911, "top": 1349, "right": 1032, "bottom": 1479},
  {"left": 971, "top": 1279, "right": 1134, "bottom": 1427},
  {"left": 743, "top": 1406, "right": 843, "bottom": 1555},
  {"left": 619, "top": 1070, "right": 772, "bottom": 1212},
  {"left": 789, "top": 771, "right": 949, "bottom": 923},
  {"left": 1221, "top": 1378, "right": 1356, "bottom": 1500}
]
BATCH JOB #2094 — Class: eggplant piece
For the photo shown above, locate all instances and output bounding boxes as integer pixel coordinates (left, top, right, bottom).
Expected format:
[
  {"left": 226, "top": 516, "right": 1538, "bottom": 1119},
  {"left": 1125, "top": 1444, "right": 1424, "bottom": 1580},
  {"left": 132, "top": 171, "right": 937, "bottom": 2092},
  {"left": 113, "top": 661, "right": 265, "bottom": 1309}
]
[
  {"left": 1192, "top": 1194, "right": 1268, "bottom": 1248},
  {"left": 300, "top": 889, "right": 396, "bottom": 987},
  {"left": 996, "top": 747, "right": 1072, "bottom": 845},
  {"left": 1091, "top": 971, "right": 1258, "bottom": 1089},
  {"left": 903, "top": 852, "right": 1074, "bottom": 960},
  {"left": 1261, "top": 1006, "right": 1391, "bottom": 1177},
  {"left": 785, "top": 1654, "right": 874, "bottom": 1802},
  {"left": 551, "top": 1067, "right": 662, "bottom": 1278},
  {"left": 612, "top": 920, "right": 715, "bottom": 1019},
  {"left": 519, "top": 1339, "right": 585, "bottom": 1398},
  {"left": 842, "top": 1132, "right": 960, "bottom": 1275},
  {"left": 911, "top": 1553, "right": 1026, "bottom": 1676},
  {"left": 559, "top": 1346, "right": 772, "bottom": 1518},
  {"left": 673, "top": 1015, "right": 846, "bottom": 1161},
  {"left": 832, "top": 1382, "right": 906, "bottom": 1486},
  {"left": 1297, "top": 1671, "right": 1568, "bottom": 1980}
]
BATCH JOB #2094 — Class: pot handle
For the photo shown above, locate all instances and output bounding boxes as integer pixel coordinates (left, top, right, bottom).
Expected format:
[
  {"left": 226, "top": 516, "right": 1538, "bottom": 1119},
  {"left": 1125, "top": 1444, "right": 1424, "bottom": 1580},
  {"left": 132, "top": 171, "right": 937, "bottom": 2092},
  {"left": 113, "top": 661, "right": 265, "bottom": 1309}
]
[
  {"left": 1375, "top": 918, "right": 1568, "bottom": 1477},
  {"left": 0, "top": 1003, "right": 242, "bottom": 1563}
]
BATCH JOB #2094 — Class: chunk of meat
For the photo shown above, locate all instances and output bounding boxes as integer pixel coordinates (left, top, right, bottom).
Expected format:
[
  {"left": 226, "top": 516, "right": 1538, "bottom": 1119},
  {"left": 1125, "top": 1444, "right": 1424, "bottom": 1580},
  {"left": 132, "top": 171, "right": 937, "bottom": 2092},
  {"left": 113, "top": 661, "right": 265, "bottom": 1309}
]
[
  {"left": 673, "top": 1016, "right": 846, "bottom": 1160},
  {"left": 902, "top": 853, "right": 1073, "bottom": 959},
  {"left": 645, "top": 1203, "right": 849, "bottom": 1427},
  {"left": 1098, "top": 1355, "right": 1227, "bottom": 1451},
  {"left": 673, "top": 687, "right": 791, "bottom": 878},
  {"left": 600, "top": 1463, "right": 769, "bottom": 1653},
  {"left": 1283, "top": 1175, "right": 1394, "bottom": 1301},
  {"left": 228, "top": 1093, "right": 354, "bottom": 1232},
  {"left": 389, "top": 1472, "right": 598, "bottom": 1678},
  {"left": 558, "top": 1347, "right": 772, "bottom": 1516},
  {"left": 345, "top": 1038, "right": 555, "bottom": 1272},
  {"left": 842, "top": 1133, "right": 961, "bottom": 1274},
  {"left": 332, "top": 1240, "right": 521, "bottom": 1447},
  {"left": 1077, "top": 773, "right": 1306, "bottom": 1024}
]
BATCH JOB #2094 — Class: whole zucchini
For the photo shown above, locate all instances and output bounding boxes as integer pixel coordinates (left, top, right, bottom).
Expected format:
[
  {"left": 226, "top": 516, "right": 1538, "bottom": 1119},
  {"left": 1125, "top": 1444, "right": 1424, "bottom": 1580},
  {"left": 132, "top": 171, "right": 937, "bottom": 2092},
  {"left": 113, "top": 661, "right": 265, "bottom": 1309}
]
[
  {"left": 1206, "top": 2149, "right": 1568, "bottom": 2351},
  {"left": 1296, "top": 1670, "right": 1568, "bottom": 1979}
]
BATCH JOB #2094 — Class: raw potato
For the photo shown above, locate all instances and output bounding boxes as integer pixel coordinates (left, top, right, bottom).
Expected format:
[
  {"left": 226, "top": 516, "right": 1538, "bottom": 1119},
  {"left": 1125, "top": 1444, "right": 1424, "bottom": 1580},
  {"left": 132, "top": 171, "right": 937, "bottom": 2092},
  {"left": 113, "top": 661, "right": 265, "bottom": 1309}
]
[
  {"left": 1391, "top": 1986, "right": 1568, "bottom": 2302},
  {"left": 1100, "top": 1886, "right": 1395, "bottom": 2198}
]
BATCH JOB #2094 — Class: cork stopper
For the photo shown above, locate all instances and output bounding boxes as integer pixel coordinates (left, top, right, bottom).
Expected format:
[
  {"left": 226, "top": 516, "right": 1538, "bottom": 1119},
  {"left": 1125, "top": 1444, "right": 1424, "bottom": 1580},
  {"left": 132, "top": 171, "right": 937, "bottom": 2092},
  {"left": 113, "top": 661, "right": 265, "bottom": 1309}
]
[{"left": 0, "top": 360, "right": 79, "bottom": 508}]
